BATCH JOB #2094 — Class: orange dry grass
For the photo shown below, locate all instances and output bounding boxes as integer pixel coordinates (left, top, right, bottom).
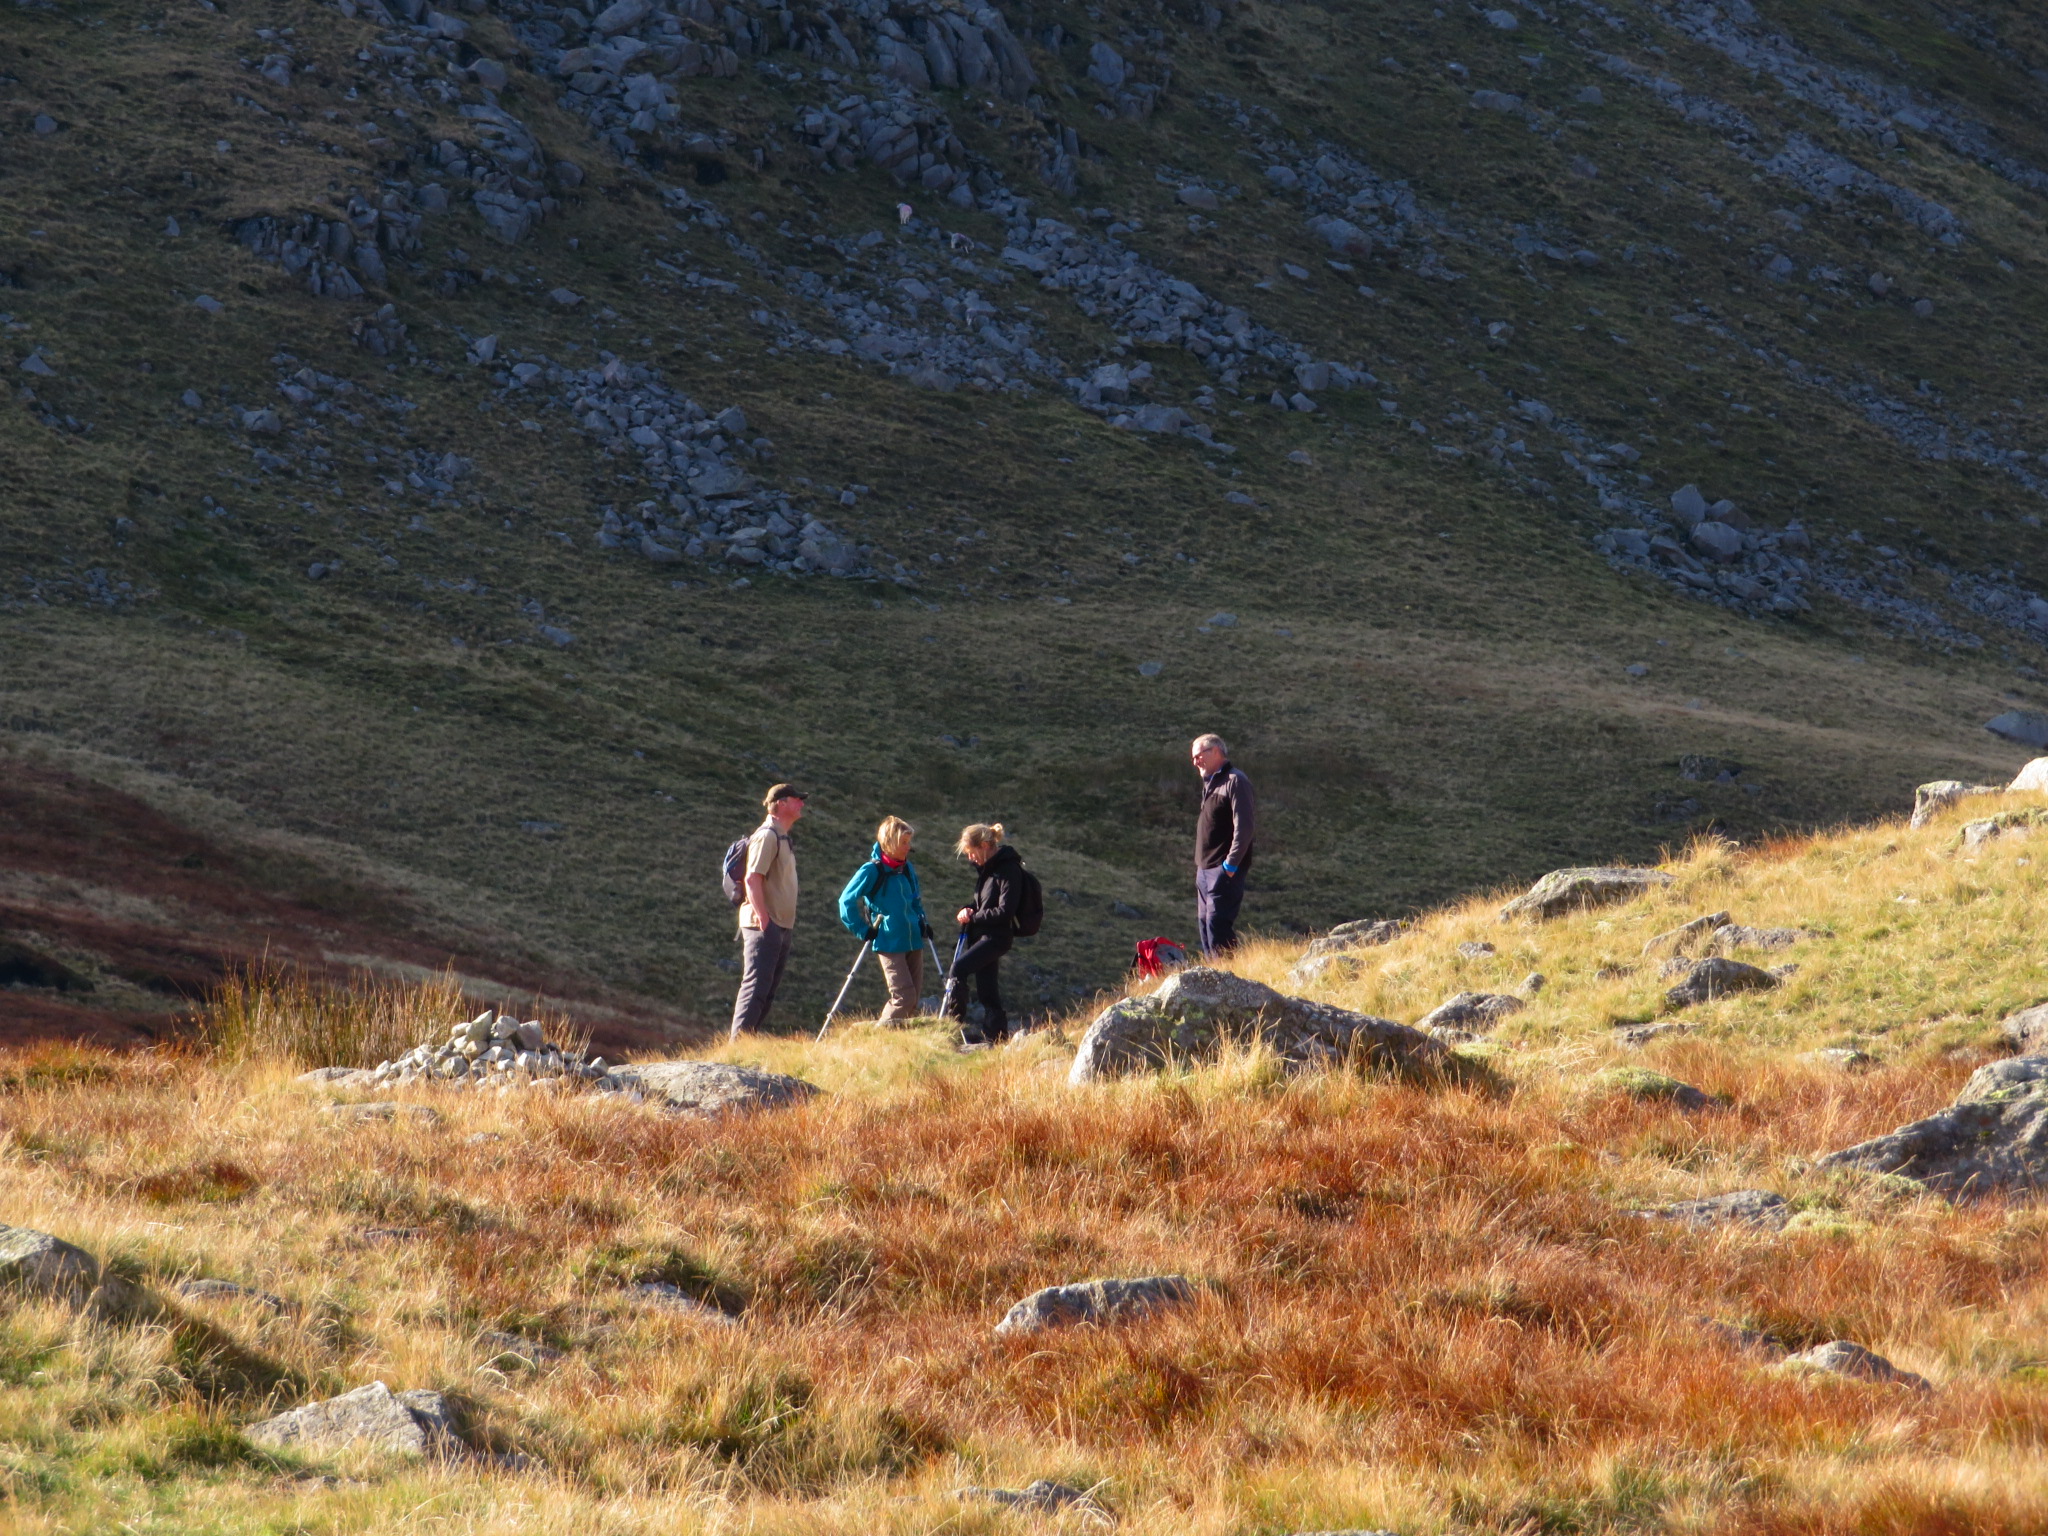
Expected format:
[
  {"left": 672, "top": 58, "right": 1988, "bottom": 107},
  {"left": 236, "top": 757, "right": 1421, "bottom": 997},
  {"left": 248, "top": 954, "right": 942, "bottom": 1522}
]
[
  {"left": 13, "top": 803, "right": 2048, "bottom": 1532},
  {"left": 8, "top": 1033, "right": 2048, "bottom": 1533}
]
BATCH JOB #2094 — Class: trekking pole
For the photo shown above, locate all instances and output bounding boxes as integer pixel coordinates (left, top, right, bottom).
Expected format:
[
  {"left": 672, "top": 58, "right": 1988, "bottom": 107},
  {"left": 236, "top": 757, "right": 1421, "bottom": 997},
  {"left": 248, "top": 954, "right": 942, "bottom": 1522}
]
[
  {"left": 925, "top": 935, "right": 946, "bottom": 1013},
  {"left": 938, "top": 930, "right": 966, "bottom": 1020},
  {"left": 816, "top": 941, "right": 871, "bottom": 1041}
]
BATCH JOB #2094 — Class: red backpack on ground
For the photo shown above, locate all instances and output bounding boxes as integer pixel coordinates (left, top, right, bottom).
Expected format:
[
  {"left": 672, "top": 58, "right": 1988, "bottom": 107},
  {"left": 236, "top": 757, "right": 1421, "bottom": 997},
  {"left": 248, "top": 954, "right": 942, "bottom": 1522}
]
[{"left": 1133, "top": 937, "right": 1188, "bottom": 978}]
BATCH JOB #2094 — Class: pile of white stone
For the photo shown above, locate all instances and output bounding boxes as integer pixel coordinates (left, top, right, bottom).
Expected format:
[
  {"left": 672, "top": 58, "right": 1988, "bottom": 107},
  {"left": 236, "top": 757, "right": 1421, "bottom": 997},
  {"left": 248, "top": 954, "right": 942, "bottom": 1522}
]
[{"left": 362, "top": 1011, "right": 639, "bottom": 1097}]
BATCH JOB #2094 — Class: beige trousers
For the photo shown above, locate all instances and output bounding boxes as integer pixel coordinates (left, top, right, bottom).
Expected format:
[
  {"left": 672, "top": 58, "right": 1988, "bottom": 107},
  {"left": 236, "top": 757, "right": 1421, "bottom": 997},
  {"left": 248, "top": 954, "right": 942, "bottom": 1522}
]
[{"left": 876, "top": 950, "right": 925, "bottom": 1023}]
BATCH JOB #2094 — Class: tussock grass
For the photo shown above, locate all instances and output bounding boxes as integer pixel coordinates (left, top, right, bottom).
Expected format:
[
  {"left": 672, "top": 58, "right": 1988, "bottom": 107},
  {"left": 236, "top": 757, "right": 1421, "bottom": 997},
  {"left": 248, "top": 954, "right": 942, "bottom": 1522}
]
[
  {"left": 198, "top": 962, "right": 579, "bottom": 1069},
  {"left": 10, "top": 799, "right": 2048, "bottom": 1531}
]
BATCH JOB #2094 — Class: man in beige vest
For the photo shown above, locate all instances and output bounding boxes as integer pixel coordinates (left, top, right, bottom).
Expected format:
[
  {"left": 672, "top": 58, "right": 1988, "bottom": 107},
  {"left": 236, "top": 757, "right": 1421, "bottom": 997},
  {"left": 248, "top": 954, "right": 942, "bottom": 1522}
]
[{"left": 730, "top": 783, "right": 803, "bottom": 1039}]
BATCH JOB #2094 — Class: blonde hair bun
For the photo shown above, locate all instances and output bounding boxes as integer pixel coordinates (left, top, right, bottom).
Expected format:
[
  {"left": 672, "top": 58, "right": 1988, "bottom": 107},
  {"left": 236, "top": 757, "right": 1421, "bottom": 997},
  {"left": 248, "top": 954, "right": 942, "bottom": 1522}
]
[{"left": 954, "top": 822, "right": 1007, "bottom": 856}]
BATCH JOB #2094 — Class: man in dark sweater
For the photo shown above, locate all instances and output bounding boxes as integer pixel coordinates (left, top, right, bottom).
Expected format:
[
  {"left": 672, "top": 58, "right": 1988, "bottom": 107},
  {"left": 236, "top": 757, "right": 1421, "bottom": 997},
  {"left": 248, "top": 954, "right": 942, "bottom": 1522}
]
[{"left": 1190, "top": 733, "right": 1256, "bottom": 956}]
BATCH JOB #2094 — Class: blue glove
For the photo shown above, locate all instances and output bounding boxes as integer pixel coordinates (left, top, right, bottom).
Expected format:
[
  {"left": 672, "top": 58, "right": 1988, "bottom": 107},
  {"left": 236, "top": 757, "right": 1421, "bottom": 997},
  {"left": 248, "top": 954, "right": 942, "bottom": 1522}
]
[{"left": 1222, "top": 863, "right": 1239, "bottom": 876}]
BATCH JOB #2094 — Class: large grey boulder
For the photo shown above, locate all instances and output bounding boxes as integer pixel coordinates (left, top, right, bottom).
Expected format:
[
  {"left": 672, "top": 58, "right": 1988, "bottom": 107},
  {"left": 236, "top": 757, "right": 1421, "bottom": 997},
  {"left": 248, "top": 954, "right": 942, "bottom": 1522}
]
[
  {"left": 0, "top": 1224, "right": 99, "bottom": 1304},
  {"left": 1910, "top": 779, "right": 2001, "bottom": 828},
  {"left": 1638, "top": 1190, "right": 1789, "bottom": 1230},
  {"left": 1664, "top": 956, "right": 1779, "bottom": 1009},
  {"left": 1068, "top": 968, "right": 1463, "bottom": 1085},
  {"left": 1819, "top": 1055, "right": 2048, "bottom": 1195},
  {"left": 245, "top": 1382, "right": 463, "bottom": 1457},
  {"left": 1498, "top": 866, "right": 1672, "bottom": 921},
  {"left": 994, "top": 1276, "right": 1195, "bottom": 1336},
  {"left": 1987, "top": 711, "right": 2048, "bottom": 749},
  {"left": 612, "top": 1061, "right": 818, "bottom": 1116},
  {"left": 1782, "top": 1340, "right": 1929, "bottom": 1390},
  {"left": 1689, "top": 520, "right": 1744, "bottom": 562},
  {"left": 2010, "top": 758, "right": 2048, "bottom": 793}
]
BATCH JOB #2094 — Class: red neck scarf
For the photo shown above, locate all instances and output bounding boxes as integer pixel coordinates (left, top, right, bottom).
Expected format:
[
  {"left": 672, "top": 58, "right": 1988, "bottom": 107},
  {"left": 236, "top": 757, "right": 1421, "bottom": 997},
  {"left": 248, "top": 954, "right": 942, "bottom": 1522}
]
[{"left": 878, "top": 853, "right": 906, "bottom": 872}]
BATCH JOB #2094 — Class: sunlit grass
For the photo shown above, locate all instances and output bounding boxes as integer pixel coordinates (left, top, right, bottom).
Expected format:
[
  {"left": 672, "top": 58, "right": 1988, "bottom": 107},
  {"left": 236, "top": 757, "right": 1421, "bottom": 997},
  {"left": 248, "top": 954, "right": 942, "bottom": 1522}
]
[{"left": 8, "top": 790, "right": 2048, "bottom": 1532}]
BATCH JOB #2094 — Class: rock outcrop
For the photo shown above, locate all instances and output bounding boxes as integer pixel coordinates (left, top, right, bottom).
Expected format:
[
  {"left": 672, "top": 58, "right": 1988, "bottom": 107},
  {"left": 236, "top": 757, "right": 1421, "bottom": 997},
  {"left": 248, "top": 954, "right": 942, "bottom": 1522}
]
[
  {"left": 954, "top": 1481, "right": 1114, "bottom": 1526},
  {"left": 1782, "top": 1340, "right": 1929, "bottom": 1390},
  {"left": 1637, "top": 1189, "right": 1789, "bottom": 1229},
  {"left": 477, "top": 1329, "right": 565, "bottom": 1368},
  {"left": 1415, "top": 991, "right": 1525, "bottom": 1035},
  {"left": 631, "top": 1281, "right": 740, "bottom": 1323},
  {"left": 1588, "top": 1067, "right": 1713, "bottom": 1110},
  {"left": 1498, "top": 866, "right": 1672, "bottom": 921},
  {"left": 2011, "top": 758, "right": 2048, "bottom": 793},
  {"left": 1819, "top": 1055, "right": 2048, "bottom": 1195},
  {"left": 612, "top": 1060, "right": 819, "bottom": 1116},
  {"left": 1910, "top": 779, "right": 2001, "bottom": 828},
  {"left": 1641, "top": 910, "right": 1730, "bottom": 957},
  {"left": 1287, "top": 951, "right": 1363, "bottom": 988},
  {"left": 993, "top": 1275, "right": 1196, "bottom": 1336},
  {"left": 245, "top": 1382, "right": 464, "bottom": 1457},
  {"left": 1302, "top": 918, "right": 1407, "bottom": 959},
  {"left": 0, "top": 1225, "right": 100, "bottom": 1304},
  {"left": 1664, "top": 956, "right": 1781, "bottom": 1009},
  {"left": 1709, "top": 925, "right": 1815, "bottom": 954},
  {"left": 1068, "top": 968, "right": 1465, "bottom": 1085},
  {"left": 2001, "top": 1002, "right": 2048, "bottom": 1054},
  {"left": 178, "top": 1277, "right": 290, "bottom": 1312},
  {"left": 1958, "top": 809, "right": 2048, "bottom": 848},
  {"left": 1287, "top": 919, "right": 1406, "bottom": 987}
]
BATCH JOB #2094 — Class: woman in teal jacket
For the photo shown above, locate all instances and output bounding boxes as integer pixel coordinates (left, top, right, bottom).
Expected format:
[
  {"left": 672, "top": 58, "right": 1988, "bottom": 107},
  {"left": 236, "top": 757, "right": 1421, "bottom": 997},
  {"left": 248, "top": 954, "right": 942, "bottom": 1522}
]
[{"left": 837, "top": 815, "right": 931, "bottom": 1023}]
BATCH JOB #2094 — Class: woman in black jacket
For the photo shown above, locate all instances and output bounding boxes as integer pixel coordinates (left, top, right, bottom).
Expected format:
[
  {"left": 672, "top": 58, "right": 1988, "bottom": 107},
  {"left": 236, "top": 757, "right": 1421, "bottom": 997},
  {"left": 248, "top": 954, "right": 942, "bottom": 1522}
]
[{"left": 947, "top": 822, "right": 1021, "bottom": 1043}]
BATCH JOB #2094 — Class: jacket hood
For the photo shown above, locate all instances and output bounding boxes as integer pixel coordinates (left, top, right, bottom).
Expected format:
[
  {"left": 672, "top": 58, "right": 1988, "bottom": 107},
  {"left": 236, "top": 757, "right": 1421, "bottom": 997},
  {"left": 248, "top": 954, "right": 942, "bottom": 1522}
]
[{"left": 981, "top": 844, "right": 1023, "bottom": 871}]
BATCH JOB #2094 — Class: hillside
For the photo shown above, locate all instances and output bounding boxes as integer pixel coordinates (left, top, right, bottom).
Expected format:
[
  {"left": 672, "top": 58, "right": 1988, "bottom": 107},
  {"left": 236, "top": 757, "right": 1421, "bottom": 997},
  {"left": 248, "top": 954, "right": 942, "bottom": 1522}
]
[
  {"left": 6, "top": 0, "right": 2048, "bottom": 1034},
  {"left": 12, "top": 776, "right": 2048, "bottom": 1531}
]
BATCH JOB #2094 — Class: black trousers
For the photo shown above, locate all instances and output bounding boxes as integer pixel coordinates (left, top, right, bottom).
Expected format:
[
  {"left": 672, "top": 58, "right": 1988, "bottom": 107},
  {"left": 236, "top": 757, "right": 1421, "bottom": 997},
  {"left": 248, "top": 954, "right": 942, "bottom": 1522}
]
[
  {"left": 947, "top": 929, "right": 1013, "bottom": 1034},
  {"left": 1196, "top": 864, "right": 1246, "bottom": 956}
]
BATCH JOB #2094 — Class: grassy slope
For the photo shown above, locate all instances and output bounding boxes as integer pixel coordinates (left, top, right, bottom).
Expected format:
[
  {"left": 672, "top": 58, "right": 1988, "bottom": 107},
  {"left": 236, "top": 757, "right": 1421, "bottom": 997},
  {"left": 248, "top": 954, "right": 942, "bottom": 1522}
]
[
  {"left": 4, "top": 0, "right": 2048, "bottom": 1032},
  {"left": 9, "top": 790, "right": 2048, "bottom": 1531}
]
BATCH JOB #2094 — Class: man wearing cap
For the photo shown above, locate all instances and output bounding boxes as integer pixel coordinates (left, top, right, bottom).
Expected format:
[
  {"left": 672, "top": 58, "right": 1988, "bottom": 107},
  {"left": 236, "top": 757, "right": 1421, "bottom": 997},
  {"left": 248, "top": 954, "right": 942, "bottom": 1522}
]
[
  {"left": 731, "top": 783, "right": 805, "bottom": 1038},
  {"left": 1190, "top": 733, "right": 1255, "bottom": 956}
]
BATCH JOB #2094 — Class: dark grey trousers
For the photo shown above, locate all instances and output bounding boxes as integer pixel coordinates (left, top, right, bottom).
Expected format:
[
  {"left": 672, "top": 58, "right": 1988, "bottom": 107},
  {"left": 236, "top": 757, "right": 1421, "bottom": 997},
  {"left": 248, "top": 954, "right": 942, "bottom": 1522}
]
[
  {"left": 729, "top": 922, "right": 792, "bottom": 1038},
  {"left": 1196, "top": 864, "right": 1246, "bottom": 956}
]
